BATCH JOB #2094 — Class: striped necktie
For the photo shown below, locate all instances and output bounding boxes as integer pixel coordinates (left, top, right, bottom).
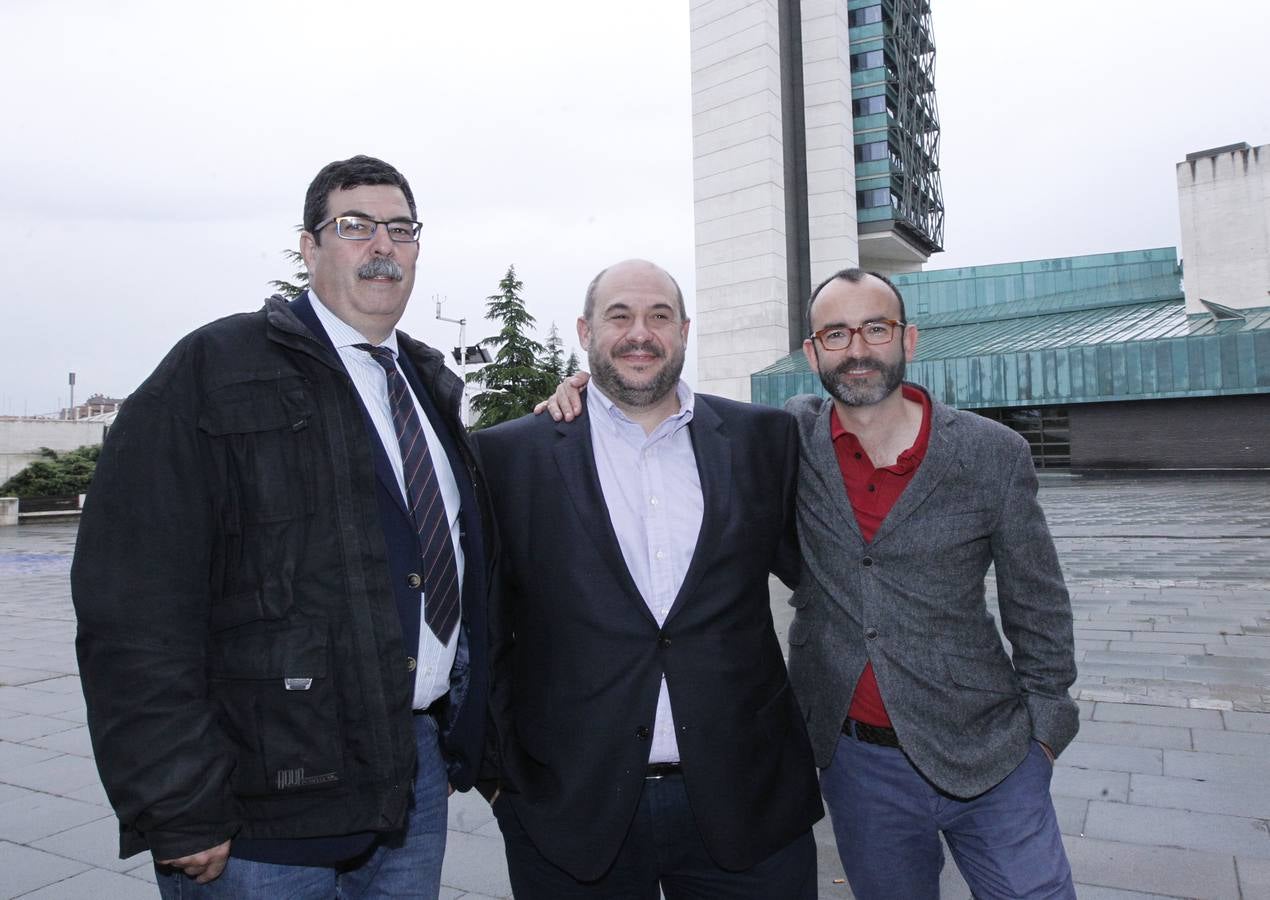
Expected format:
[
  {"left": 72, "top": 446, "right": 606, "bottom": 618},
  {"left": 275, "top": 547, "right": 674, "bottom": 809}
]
[{"left": 356, "top": 343, "right": 460, "bottom": 644}]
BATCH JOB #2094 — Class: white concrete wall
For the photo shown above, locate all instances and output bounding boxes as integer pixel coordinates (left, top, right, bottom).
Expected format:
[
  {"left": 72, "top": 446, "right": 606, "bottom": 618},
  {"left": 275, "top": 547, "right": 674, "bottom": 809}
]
[
  {"left": 691, "top": 0, "right": 788, "bottom": 401},
  {"left": 0, "top": 419, "right": 106, "bottom": 484},
  {"left": 799, "top": 0, "right": 858, "bottom": 286},
  {"left": 1177, "top": 144, "right": 1270, "bottom": 315}
]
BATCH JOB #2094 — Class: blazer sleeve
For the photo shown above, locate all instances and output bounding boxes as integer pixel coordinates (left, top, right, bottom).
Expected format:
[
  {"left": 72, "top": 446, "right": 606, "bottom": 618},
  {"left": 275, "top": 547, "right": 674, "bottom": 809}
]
[
  {"left": 772, "top": 413, "right": 802, "bottom": 590},
  {"left": 989, "top": 439, "right": 1080, "bottom": 757},
  {"left": 468, "top": 429, "right": 518, "bottom": 798}
]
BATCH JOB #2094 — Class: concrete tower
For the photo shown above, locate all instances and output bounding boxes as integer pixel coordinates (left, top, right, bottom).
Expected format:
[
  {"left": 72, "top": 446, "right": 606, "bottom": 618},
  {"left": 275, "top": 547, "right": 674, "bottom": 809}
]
[{"left": 690, "top": 0, "right": 942, "bottom": 400}]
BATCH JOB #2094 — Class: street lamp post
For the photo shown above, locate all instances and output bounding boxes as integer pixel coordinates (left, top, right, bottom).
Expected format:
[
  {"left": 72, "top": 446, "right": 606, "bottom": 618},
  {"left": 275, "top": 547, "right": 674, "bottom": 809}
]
[{"left": 435, "top": 296, "right": 469, "bottom": 426}]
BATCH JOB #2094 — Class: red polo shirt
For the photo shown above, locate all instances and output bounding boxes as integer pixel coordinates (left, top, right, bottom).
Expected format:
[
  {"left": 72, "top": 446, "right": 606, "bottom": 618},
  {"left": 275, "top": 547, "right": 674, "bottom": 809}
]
[{"left": 830, "top": 384, "right": 932, "bottom": 727}]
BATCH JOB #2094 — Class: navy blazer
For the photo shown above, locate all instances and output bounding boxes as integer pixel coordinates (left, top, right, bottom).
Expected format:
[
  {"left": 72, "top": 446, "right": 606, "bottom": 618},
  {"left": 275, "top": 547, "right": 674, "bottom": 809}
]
[
  {"left": 475, "top": 394, "right": 821, "bottom": 881},
  {"left": 290, "top": 294, "right": 492, "bottom": 790}
]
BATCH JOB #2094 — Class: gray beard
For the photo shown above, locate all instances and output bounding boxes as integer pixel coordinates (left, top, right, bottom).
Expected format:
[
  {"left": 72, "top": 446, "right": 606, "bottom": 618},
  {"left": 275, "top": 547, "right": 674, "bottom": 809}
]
[
  {"left": 589, "top": 342, "right": 685, "bottom": 408},
  {"left": 819, "top": 354, "right": 906, "bottom": 406}
]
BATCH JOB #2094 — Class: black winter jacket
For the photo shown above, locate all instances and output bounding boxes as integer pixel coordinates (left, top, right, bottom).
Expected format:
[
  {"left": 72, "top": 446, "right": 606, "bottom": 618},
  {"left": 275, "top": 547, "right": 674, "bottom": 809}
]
[{"left": 71, "top": 296, "right": 494, "bottom": 859}]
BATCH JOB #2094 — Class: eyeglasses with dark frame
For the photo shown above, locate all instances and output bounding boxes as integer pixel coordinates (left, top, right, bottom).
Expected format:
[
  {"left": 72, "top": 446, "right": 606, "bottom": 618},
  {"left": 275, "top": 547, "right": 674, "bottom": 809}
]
[
  {"left": 313, "top": 215, "right": 422, "bottom": 243},
  {"left": 809, "top": 319, "right": 906, "bottom": 351}
]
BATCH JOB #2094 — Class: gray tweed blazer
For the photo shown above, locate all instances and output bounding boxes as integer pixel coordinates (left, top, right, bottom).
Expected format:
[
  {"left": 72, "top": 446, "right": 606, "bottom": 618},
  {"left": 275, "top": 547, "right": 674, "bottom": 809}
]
[{"left": 785, "top": 388, "right": 1079, "bottom": 798}]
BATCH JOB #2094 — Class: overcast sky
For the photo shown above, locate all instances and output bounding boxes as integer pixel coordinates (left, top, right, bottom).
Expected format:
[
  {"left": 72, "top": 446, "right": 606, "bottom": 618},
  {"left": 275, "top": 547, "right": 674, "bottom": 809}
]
[{"left": 1, "top": 0, "right": 1266, "bottom": 414}]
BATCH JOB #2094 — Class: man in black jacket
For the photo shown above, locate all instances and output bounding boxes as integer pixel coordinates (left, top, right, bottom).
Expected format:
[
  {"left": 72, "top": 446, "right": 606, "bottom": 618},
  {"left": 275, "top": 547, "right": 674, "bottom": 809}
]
[{"left": 72, "top": 155, "right": 494, "bottom": 899}]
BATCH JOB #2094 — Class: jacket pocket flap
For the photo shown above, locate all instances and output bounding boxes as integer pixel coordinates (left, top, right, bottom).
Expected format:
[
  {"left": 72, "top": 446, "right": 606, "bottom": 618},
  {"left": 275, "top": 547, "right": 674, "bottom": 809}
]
[
  {"left": 788, "top": 619, "right": 810, "bottom": 646},
  {"left": 200, "top": 383, "right": 312, "bottom": 435},
  {"left": 210, "top": 625, "right": 328, "bottom": 680},
  {"left": 944, "top": 652, "right": 1019, "bottom": 695}
]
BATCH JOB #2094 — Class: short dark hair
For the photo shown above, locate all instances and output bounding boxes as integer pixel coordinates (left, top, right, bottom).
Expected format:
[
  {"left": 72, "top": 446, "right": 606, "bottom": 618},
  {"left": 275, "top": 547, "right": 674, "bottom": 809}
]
[
  {"left": 805, "top": 267, "right": 906, "bottom": 334},
  {"left": 303, "top": 155, "right": 417, "bottom": 244},
  {"left": 583, "top": 263, "right": 688, "bottom": 321}
]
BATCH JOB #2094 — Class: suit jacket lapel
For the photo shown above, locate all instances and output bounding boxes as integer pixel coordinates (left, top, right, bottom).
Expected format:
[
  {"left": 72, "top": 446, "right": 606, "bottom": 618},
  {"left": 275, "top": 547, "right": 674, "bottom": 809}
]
[
  {"left": 871, "top": 399, "right": 959, "bottom": 545},
  {"left": 666, "top": 397, "right": 729, "bottom": 623},
  {"left": 807, "top": 400, "right": 864, "bottom": 544},
  {"left": 552, "top": 417, "right": 651, "bottom": 619}
]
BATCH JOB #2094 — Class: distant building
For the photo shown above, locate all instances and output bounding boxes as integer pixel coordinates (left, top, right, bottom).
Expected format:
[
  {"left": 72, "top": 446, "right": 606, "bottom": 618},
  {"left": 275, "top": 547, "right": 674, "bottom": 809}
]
[
  {"left": 690, "top": 0, "right": 942, "bottom": 400},
  {"left": 61, "top": 393, "right": 125, "bottom": 421},
  {"left": 1178, "top": 142, "right": 1269, "bottom": 316},
  {"left": 752, "top": 142, "right": 1270, "bottom": 470}
]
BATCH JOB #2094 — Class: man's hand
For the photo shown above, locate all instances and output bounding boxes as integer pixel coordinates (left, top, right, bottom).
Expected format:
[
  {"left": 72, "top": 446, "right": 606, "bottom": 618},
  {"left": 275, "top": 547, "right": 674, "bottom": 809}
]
[
  {"left": 157, "top": 839, "right": 231, "bottom": 884},
  {"left": 532, "top": 372, "right": 590, "bottom": 422}
]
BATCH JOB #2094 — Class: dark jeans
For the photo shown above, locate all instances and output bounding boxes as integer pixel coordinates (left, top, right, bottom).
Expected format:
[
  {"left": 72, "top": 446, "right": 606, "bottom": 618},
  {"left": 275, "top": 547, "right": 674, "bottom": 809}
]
[
  {"left": 495, "top": 772, "right": 816, "bottom": 900},
  {"left": 821, "top": 731, "right": 1075, "bottom": 900}
]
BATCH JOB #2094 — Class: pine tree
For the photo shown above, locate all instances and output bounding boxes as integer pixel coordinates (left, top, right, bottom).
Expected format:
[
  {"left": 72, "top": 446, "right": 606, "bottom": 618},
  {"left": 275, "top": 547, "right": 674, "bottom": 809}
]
[
  {"left": 269, "top": 229, "right": 309, "bottom": 299},
  {"left": 542, "top": 322, "right": 566, "bottom": 384},
  {"left": 565, "top": 350, "right": 581, "bottom": 377},
  {"left": 468, "top": 266, "right": 555, "bottom": 429}
]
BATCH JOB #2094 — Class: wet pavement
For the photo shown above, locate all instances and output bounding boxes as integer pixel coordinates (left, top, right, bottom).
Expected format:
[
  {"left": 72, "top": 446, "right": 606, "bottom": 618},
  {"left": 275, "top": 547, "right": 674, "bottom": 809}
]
[{"left": 2, "top": 473, "right": 1268, "bottom": 898}]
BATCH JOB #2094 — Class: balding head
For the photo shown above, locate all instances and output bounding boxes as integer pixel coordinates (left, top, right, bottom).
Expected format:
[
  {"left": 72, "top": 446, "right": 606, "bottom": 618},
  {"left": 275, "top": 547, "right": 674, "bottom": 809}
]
[{"left": 583, "top": 259, "right": 687, "bottom": 322}]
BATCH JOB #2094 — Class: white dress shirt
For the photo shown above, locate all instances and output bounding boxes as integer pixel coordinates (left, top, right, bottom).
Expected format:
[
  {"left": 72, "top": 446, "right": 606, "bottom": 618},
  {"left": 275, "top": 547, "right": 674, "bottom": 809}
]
[{"left": 309, "top": 292, "right": 464, "bottom": 709}]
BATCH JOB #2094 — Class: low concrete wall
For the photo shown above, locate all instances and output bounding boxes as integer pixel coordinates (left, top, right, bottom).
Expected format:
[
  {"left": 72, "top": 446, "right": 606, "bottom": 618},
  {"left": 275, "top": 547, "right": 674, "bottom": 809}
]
[
  {"left": 0, "top": 497, "right": 17, "bottom": 527},
  {"left": 0, "top": 419, "right": 107, "bottom": 484}
]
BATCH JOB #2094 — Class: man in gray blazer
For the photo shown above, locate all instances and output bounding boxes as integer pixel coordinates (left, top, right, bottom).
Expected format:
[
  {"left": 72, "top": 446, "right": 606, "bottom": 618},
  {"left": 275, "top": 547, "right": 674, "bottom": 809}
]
[{"left": 788, "top": 267, "right": 1078, "bottom": 899}]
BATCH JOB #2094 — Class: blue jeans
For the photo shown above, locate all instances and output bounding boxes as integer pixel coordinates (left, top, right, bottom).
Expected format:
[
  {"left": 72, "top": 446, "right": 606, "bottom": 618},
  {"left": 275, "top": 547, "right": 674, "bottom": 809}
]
[
  {"left": 155, "top": 713, "right": 449, "bottom": 899},
  {"left": 820, "top": 731, "right": 1075, "bottom": 900},
  {"left": 496, "top": 772, "right": 815, "bottom": 900}
]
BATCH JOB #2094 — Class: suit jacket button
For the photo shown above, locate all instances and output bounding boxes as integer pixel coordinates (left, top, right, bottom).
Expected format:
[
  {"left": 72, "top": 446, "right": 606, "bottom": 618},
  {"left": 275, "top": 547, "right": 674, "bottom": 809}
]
[
  {"left": 865, "top": 628, "right": 878, "bottom": 640},
  {"left": 862, "top": 557, "right": 873, "bottom": 567},
  {"left": 407, "top": 573, "right": 422, "bottom": 589},
  {"left": 406, "top": 656, "right": 418, "bottom": 671},
  {"left": 635, "top": 726, "right": 650, "bottom": 740},
  {"left": 659, "top": 636, "right": 671, "bottom": 648}
]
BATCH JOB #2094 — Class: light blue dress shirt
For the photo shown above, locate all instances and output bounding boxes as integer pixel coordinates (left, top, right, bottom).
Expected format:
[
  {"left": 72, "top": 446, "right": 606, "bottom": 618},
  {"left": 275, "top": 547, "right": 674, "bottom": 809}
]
[{"left": 586, "top": 380, "right": 703, "bottom": 763}]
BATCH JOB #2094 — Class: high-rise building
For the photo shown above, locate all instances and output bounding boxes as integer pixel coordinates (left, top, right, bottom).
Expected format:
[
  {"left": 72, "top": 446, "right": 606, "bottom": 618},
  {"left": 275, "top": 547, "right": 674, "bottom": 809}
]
[{"left": 690, "top": 0, "right": 943, "bottom": 399}]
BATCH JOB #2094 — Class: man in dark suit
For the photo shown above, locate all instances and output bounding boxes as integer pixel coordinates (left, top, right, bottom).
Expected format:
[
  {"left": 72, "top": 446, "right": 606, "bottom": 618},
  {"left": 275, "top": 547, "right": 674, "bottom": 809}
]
[
  {"left": 787, "top": 268, "right": 1078, "bottom": 899},
  {"left": 475, "top": 259, "right": 822, "bottom": 898},
  {"left": 73, "top": 155, "right": 493, "bottom": 898}
]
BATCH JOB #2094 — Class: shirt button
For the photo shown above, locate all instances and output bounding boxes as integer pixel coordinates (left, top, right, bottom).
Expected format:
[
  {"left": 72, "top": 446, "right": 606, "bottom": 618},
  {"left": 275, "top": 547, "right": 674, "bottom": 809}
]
[
  {"left": 635, "top": 726, "right": 650, "bottom": 740},
  {"left": 865, "top": 628, "right": 878, "bottom": 640},
  {"left": 406, "top": 573, "right": 422, "bottom": 589},
  {"left": 406, "top": 657, "right": 417, "bottom": 672},
  {"left": 649, "top": 496, "right": 659, "bottom": 506},
  {"left": 867, "top": 484, "right": 876, "bottom": 493},
  {"left": 655, "top": 550, "right": 666, "bottom": 560}
]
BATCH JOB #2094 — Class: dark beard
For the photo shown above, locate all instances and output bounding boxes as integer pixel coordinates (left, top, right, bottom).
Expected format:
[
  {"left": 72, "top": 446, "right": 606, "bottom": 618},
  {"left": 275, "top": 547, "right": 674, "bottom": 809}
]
[
  {"left": 589, "top": 340, "right": 685, "bottom": 408},
  {"left": 818, "top": 354, "right": 905, "bottom": 406}
]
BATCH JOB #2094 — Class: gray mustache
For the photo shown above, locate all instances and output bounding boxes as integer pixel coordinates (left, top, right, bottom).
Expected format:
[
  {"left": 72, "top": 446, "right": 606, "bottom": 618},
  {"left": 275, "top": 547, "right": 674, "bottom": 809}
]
[{"left": 357, "top": 258, "right": 403, "bottom": 281}]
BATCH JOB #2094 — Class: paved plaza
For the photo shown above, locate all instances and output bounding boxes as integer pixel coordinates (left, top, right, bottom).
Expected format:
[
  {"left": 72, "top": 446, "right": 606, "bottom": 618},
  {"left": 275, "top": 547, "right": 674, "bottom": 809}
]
[{"left": 1, "top": 473, "right": 1269, "bottom": 898}]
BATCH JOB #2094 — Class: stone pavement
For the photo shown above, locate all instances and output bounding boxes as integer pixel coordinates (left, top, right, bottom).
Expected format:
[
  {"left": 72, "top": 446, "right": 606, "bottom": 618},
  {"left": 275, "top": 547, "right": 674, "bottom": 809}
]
[{"left": 1, "top": 473, "right": 1268, "bottom": 898}]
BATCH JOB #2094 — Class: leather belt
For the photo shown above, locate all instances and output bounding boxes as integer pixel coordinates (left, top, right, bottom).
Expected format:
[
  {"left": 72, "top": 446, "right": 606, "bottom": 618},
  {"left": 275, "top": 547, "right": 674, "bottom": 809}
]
[
  {"left": 844, "top": 718, "right": 901, "bottom": 748},
  {"left": 644, "top": 762, "right": 683, "bottom": 779}
]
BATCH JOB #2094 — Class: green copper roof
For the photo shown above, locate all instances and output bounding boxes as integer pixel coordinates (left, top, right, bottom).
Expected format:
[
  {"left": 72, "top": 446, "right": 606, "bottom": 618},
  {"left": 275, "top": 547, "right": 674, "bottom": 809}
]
[{"left": 751, "top": 248, "right": 1270, "bottom": 409}]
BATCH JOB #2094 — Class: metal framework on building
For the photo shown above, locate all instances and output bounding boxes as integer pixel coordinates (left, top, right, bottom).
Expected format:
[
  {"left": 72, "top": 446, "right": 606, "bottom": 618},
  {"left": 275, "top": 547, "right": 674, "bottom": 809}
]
[{"left": 880, "top": 0, "right": 944, "bottom": 253}]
